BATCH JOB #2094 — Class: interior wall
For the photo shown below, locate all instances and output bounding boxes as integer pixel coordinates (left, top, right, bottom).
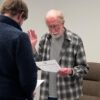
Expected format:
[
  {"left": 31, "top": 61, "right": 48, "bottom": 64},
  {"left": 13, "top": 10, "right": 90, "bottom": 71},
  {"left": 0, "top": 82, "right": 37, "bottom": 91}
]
[{"left": 22, "top": 0, "right": 100, "bottom": 63}]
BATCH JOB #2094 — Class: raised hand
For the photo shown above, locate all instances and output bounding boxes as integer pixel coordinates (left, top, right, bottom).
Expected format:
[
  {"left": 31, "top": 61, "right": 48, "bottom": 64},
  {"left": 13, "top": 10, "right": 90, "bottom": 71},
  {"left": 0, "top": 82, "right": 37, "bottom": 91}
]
[{"left": 28, "top": 29, "right": 37, "bottom": 48}]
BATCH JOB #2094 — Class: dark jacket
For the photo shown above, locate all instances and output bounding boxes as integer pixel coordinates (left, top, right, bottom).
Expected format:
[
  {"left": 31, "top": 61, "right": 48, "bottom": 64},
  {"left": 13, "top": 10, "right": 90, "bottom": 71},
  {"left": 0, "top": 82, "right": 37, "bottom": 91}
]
[{"left": 0, "top": 15, "right": 37, "bottom": 100}]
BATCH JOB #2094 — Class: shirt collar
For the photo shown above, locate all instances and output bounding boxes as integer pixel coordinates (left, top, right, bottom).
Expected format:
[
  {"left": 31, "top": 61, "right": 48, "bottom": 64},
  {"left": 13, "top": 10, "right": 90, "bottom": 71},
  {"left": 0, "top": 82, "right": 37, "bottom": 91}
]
[{"left": 64, "top": 28, "right": 72, "bottom": 41}]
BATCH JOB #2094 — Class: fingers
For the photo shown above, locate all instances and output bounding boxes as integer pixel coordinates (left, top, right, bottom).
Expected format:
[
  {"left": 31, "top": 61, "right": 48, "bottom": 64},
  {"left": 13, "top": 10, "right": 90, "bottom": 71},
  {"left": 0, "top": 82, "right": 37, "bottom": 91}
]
[
  {"left": 28, "top": 29, "right": 37, "bottom": 40},
  {"left": 27, "top": 29, "right": 37, "bottom": 48},
  {"left": 58, "top": 67, "right": 72, "bottom": 76}
]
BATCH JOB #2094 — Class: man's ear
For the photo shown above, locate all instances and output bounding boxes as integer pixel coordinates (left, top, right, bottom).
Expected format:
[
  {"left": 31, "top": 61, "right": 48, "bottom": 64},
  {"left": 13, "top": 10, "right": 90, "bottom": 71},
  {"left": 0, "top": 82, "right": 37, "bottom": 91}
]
[
  {"left": 17, "top": 12, "right": 24, "bottom": 20},
  {"left": 16, "top": 12, "right": 24, "bottom": 25}
]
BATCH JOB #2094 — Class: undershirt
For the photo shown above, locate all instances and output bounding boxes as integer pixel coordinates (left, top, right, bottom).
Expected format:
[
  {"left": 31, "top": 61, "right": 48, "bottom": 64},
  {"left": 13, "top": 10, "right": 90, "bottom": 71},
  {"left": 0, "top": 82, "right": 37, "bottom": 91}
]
[{"left": 49, "top": 35, "right": 64, "bottom": 97}]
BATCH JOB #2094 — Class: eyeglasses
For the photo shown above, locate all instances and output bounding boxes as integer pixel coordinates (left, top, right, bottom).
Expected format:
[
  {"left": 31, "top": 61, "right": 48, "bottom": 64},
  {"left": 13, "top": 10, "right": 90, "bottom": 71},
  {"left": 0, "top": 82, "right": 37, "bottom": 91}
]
[{"left": 47, "top": 24, "right": 61, "bottom": 29}]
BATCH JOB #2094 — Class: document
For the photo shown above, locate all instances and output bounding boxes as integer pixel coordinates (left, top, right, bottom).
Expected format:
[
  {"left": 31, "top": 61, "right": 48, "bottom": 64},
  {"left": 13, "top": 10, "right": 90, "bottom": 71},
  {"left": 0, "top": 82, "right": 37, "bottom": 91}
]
[
  {"left": 36, "top": 60, "right": 60, "bottom": 73},
  {"left": 36, "top": 79, "right": 45, "bottom": 89}
]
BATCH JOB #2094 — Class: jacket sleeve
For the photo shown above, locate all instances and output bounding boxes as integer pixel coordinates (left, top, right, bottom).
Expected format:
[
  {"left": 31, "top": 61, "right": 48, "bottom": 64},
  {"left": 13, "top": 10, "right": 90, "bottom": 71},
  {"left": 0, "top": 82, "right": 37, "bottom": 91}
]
[
  {"left": 72, "top": 37, "right": 89, "bottom": 78},
  {"left": 15, "top": 33, "right": 37, "bottom": 97}
]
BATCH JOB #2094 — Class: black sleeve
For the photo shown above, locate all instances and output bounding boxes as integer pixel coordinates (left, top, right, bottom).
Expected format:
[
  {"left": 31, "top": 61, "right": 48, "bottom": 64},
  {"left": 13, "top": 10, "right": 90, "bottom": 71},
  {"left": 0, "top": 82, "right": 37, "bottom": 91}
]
[{"left": 16, "top": 33, "right": 37, "bottom": 97}]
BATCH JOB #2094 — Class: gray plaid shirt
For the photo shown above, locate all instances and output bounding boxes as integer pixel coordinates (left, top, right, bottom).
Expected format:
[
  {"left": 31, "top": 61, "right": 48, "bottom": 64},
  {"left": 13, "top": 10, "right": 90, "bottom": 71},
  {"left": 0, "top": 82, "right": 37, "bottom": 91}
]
[{"left": 34, "top": 29, "right": 89, "bottom": 100}]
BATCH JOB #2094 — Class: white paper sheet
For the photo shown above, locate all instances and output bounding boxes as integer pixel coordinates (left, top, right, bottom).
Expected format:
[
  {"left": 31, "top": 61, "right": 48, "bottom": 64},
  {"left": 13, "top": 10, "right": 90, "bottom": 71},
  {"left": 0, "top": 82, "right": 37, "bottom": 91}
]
[
  {"left": 36, "top": 60, "right": 60, "bottom": 73},
  {"left": 36, "top": 79, "right": 45, "bottom": 89}
]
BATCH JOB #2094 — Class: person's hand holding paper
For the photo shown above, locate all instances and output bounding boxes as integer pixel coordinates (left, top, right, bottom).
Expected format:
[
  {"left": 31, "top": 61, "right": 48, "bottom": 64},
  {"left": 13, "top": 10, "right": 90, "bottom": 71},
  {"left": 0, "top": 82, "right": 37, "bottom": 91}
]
[{"left": 58, "top": 67, "right": 73, "bottom": 76}]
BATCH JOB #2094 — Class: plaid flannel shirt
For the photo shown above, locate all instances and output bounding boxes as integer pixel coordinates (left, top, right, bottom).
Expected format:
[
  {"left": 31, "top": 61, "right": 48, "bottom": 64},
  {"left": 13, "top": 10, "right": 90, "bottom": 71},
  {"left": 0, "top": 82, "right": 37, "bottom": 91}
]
[{"left": 34, "top": 29, "right": 89, "bottom": 100}]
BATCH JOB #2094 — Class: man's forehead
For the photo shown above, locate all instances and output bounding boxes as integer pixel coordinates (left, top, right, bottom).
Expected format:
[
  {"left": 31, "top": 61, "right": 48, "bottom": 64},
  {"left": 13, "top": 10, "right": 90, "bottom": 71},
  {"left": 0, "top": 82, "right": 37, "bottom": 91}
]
[{"left": 46, "top": 16, "right": 58, "bottom": 23}]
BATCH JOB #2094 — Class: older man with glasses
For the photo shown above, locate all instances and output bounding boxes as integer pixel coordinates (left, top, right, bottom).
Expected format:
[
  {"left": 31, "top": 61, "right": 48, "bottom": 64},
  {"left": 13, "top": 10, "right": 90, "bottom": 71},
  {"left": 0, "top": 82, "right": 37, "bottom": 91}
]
[{"left": 28, "top": 9, "right": 89, "bottom": 100}]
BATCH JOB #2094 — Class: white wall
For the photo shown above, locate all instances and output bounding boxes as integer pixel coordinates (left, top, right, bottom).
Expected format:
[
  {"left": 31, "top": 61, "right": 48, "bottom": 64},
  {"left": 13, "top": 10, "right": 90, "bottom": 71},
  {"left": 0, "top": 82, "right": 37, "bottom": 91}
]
[{"left": 23, "top": 0, "right": 100, "bottom": 63}]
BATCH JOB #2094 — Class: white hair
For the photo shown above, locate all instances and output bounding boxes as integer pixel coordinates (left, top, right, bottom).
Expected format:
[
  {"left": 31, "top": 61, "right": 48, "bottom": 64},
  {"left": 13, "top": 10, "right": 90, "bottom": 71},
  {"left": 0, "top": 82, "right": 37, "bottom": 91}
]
[{"left": 45, "top": 9, "right": 65, "bottom": 23}]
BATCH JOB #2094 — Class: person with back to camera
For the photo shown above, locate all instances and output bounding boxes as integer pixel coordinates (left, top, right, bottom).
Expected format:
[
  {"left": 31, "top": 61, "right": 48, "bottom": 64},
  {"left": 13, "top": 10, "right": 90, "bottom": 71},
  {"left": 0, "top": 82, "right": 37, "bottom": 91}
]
[
  {"left": 0, "top": 0, "right": 37, "bottom": 100},
  {"left": 28, "top": 9, "right": 89, "bottom": 100}
]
